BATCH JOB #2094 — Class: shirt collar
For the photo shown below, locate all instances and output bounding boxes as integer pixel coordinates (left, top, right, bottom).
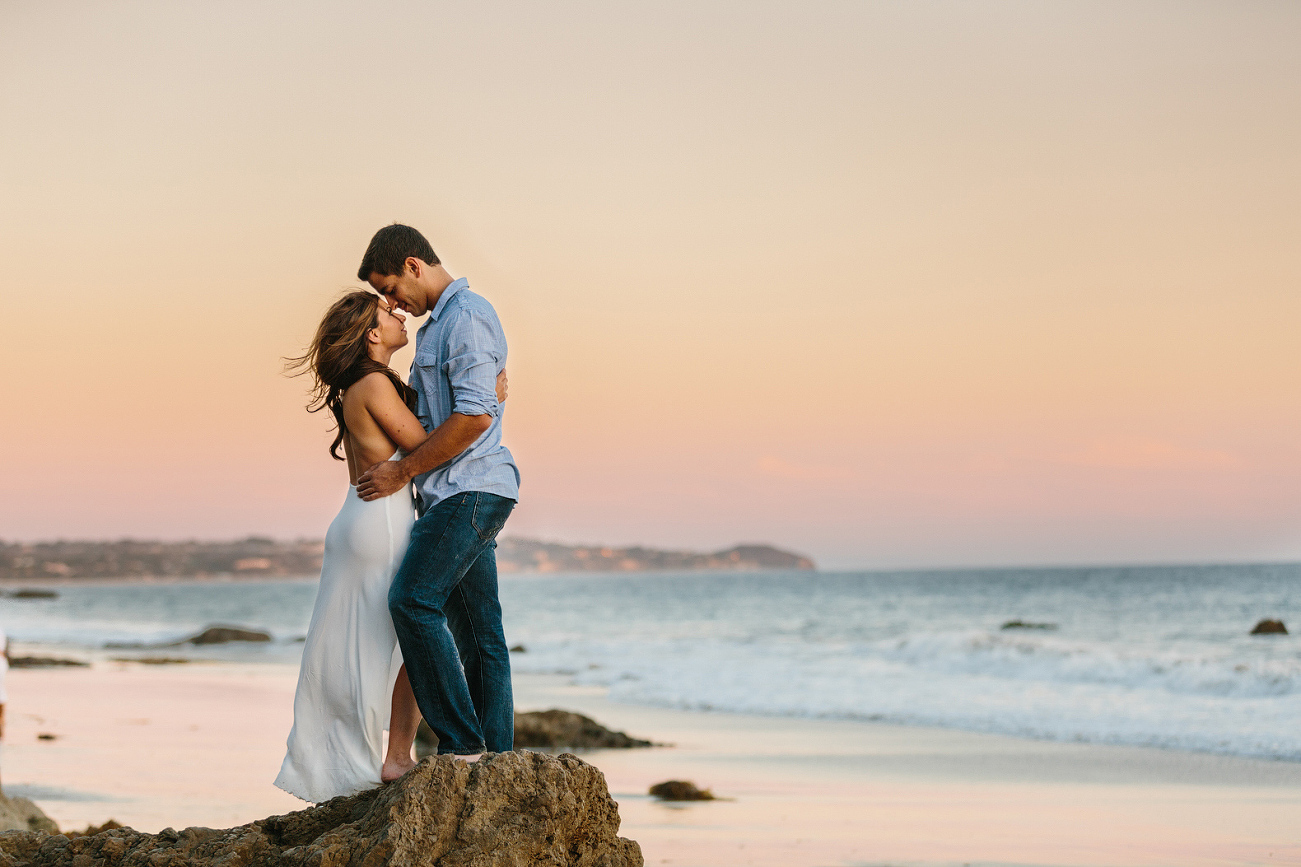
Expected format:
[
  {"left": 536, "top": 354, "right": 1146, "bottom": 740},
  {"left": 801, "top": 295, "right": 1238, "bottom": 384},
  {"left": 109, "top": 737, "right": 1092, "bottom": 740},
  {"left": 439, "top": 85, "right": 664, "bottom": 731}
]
[{"left": 428, "top": 277, "right": 469, "bottom": 321}]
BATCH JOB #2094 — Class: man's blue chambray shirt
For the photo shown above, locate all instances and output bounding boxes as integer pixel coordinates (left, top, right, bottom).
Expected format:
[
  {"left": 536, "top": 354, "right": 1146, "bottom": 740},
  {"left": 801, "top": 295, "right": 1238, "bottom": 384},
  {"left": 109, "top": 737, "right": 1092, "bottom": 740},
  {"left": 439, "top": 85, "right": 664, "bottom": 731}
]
[{"left": 408, "top": 278, "right": 520, "bottom": 511}]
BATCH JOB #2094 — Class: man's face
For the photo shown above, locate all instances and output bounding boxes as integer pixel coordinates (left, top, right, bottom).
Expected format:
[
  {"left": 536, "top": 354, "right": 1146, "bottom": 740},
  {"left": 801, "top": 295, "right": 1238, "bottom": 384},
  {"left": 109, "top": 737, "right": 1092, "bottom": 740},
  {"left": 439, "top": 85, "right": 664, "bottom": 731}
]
[{"left": 367, "top": 261, "right": 426, "bottom": 317}]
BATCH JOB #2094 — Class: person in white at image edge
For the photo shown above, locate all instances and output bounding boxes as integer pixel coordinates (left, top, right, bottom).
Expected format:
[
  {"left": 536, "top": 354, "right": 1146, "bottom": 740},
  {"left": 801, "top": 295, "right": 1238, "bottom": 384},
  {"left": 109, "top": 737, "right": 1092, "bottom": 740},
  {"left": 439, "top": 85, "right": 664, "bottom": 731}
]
[{"left": 0, "top": 626, "right": 8, "bottom": 789}]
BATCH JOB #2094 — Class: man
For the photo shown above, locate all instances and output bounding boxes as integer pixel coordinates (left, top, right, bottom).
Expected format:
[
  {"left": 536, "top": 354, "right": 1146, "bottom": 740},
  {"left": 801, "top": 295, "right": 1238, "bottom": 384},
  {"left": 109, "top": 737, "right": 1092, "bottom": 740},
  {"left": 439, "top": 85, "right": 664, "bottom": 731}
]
[{"left": 354, "top": 224, "right": 519, "bottom": 764}]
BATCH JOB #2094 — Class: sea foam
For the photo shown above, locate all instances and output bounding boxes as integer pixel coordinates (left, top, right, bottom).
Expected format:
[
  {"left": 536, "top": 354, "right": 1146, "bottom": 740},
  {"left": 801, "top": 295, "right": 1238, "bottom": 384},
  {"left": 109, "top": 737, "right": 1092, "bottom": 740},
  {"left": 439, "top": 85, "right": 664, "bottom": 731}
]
[{"left": 3, "top": 566, "right": 1298, "bottom": 760}]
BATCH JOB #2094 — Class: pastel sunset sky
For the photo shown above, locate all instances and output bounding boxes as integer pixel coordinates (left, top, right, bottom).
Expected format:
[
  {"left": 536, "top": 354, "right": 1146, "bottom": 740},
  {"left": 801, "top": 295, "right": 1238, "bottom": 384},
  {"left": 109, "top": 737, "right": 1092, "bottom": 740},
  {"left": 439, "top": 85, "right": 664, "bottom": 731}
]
[{"left": 2, "top": 2, "right": 1298, "bottom": 569}]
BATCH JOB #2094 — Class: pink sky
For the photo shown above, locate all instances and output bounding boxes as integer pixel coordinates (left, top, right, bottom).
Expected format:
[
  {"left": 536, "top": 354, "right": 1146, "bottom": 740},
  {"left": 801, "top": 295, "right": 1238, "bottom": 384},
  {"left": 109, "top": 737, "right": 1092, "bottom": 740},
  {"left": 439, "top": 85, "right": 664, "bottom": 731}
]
[{"left": 2, "top": 2, "right": 1299, "bottom": 568}]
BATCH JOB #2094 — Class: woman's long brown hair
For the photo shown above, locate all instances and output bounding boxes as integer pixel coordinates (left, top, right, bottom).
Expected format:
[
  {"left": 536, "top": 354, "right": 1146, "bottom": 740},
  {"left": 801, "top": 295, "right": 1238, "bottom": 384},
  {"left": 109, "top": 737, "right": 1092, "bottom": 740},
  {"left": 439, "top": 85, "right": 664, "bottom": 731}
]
[{"left": 285, "top": 290, "right": 417, "bottom": 460}]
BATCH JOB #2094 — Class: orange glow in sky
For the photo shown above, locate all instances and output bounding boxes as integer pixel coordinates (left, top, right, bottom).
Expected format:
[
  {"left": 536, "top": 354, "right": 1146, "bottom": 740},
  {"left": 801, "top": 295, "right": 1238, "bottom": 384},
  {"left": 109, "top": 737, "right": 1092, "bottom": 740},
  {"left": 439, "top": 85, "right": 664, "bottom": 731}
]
[{"left": 1, "top": 2, "right": 1298, "bottom": 568}]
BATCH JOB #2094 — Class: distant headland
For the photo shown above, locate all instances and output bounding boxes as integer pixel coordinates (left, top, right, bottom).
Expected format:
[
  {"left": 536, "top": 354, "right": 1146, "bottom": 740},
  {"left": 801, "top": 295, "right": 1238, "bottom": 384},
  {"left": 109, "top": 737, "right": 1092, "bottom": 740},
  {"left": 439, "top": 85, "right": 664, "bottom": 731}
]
[{"left": 0, "top": 537, "right": 814, "bottom": 580}]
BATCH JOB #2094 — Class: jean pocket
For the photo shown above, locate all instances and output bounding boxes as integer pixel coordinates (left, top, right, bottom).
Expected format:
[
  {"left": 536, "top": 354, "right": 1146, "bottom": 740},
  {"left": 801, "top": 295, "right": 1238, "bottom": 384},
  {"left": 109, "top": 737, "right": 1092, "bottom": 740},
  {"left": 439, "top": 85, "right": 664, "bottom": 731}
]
[{"left": 470, "top": 495, "right": 513, "bottom": 542}]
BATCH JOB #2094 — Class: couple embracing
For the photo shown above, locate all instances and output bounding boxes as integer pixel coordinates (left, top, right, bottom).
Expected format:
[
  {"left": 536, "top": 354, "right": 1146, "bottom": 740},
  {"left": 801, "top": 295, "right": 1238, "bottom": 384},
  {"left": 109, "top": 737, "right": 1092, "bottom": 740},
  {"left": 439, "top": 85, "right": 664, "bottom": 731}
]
[{"left": 275, "top": 224, "right": 519, "bottom": 803}]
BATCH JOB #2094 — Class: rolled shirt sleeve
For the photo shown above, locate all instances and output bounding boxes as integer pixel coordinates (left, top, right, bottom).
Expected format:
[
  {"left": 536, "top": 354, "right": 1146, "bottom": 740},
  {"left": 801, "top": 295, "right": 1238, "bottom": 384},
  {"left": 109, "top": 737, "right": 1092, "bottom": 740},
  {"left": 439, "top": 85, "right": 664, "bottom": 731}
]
[
  {"left": 406, "top": 277, "right": 518, "bottom": 508},
  {"left": 441, "top": 308, "right": 502, "bottom": 418}
]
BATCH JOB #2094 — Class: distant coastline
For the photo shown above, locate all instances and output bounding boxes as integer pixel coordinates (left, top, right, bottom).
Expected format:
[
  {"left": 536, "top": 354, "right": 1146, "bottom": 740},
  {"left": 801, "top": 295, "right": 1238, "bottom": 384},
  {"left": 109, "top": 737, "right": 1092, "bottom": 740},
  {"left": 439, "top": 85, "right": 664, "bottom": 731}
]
[{"left": 0, "top": 537, "right": 814, "bottom": 581}]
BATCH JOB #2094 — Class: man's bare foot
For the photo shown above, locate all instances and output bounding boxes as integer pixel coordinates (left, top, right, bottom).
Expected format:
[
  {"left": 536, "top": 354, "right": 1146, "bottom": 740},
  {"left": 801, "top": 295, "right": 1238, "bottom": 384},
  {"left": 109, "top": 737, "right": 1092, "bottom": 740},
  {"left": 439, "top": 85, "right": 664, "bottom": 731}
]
[{"left": 381, "top": 755, "right": 418, "bottom": 783}]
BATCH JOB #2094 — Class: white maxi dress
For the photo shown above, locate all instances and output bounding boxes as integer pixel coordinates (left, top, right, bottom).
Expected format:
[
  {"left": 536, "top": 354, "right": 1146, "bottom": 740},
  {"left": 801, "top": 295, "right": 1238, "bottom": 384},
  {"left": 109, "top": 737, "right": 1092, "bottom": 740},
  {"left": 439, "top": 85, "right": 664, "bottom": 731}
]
[{"left": 275, "top": 456, "right": 415, "bottom": 803}]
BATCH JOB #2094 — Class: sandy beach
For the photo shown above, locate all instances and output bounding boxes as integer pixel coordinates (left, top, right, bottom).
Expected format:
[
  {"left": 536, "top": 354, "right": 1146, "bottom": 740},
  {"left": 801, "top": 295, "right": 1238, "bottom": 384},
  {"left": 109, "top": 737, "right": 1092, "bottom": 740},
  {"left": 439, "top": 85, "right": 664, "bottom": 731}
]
[{"left": 4, "top": 660, "right": 1299, "bottom": 867}]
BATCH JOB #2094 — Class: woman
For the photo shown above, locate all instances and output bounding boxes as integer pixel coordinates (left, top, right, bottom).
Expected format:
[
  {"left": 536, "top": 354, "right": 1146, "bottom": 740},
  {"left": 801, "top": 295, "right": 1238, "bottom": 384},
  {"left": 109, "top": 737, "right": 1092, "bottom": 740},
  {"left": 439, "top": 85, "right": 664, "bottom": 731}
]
[{"left": 274, "top": 290, "right": 507, "bottom": 803}]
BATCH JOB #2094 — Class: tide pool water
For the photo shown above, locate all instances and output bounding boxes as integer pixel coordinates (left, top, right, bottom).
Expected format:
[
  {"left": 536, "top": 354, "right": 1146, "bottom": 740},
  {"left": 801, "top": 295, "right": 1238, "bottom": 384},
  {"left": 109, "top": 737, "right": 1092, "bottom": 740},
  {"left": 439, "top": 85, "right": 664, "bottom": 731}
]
[{"left": 3, "top": 563, "right": 1298, "bottom": 760}]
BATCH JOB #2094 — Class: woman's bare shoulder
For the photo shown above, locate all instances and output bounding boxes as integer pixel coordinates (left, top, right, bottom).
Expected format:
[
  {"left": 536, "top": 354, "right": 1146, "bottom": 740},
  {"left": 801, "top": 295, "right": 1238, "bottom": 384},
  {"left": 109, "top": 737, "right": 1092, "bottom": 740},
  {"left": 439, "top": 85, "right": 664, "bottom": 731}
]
[{"left": 346, "top": 371, "right": 403, "bottom": 401}]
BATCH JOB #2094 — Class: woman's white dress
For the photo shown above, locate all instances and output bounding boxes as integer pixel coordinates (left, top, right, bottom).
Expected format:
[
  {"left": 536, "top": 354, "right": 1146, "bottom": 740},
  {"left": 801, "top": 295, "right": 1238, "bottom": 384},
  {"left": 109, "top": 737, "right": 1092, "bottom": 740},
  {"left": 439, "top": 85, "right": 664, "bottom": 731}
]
[{"left": 274, "top": 457, "right": 415, "bottom": 803}]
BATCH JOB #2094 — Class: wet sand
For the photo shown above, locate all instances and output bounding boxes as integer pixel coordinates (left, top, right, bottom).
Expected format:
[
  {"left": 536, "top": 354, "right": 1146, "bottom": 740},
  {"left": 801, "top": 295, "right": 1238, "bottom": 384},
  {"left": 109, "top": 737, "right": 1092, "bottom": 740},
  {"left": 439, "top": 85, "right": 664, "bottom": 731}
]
[{"left": 5, "top": 662, "right": 1301, "bottom": 866}]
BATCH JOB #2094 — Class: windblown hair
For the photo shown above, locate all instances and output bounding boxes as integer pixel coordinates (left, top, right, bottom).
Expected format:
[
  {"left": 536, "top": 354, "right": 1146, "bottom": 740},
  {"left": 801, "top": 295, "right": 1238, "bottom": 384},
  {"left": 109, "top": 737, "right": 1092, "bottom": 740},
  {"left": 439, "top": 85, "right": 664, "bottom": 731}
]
[
  {"left": 356, "top": 223, "right": 440, "bottom": 280},
  {"left": 285, "top": 290, "right": 417, "bottom": 461}
]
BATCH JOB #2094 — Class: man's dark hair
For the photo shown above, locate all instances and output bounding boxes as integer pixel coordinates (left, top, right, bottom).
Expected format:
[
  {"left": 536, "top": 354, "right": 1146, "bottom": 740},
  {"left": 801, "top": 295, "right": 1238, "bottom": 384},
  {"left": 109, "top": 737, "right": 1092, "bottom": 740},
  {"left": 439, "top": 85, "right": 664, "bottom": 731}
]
[{"left": 357, "top": 224, "right": 440, "bottom": 280}]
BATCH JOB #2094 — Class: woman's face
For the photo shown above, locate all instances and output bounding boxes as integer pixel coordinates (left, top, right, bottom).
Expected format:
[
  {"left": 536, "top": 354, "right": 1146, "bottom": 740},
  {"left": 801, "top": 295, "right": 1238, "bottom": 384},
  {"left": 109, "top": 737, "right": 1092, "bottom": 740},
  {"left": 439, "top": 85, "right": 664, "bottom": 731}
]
[{"left": 373, "top": 302, "right": 409, "bottom": 351}]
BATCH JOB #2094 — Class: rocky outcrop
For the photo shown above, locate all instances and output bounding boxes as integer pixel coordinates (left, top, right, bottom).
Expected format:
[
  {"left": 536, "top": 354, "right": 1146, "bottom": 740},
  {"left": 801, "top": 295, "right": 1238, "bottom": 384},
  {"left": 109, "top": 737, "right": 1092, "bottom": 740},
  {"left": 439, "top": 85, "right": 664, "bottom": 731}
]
[
  {"left": 0, "top": 794, "right": 58, "bottom": 835},
  {"left": 515, "top": 711, "right": 653, "bottom": 750},
  {"left": 1251, "top": 619, "right": 1288, "bottom": 635},
  {"left": 1000, "top": 620, "right": 1057, "bottom": 631},
  {"left": 0, "top": 752, "right": 642, "bottom": 867},
  {"left": 415, "top": 711, "right": 652, "bottom": 757}
]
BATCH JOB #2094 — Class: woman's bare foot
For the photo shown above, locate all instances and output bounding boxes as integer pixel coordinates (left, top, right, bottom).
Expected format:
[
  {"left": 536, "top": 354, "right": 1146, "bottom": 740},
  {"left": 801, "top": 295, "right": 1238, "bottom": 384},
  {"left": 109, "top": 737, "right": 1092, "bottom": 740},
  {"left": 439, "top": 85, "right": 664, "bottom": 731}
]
[
  {"left": 382, "top": 667, "right": 421, "bottom": 784},
  {"left": 381, "top": 755, "right": 418, "bottom": 783}
]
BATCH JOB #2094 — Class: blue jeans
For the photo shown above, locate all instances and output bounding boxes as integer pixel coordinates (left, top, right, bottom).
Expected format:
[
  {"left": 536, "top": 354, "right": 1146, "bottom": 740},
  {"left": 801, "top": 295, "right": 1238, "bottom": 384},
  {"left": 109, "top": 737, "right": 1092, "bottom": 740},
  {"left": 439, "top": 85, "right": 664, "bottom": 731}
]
[{"left": 388, "top": 491, "right": 515, "bottom": 755}]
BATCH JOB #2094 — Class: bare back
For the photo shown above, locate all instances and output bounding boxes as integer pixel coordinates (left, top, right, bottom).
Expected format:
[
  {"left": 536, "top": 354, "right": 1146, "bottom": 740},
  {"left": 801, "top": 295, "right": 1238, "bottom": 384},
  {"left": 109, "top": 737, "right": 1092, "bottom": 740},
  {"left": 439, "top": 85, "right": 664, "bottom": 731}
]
[{"left": 339, "top": 372, "right": 428, "bottom": 486}]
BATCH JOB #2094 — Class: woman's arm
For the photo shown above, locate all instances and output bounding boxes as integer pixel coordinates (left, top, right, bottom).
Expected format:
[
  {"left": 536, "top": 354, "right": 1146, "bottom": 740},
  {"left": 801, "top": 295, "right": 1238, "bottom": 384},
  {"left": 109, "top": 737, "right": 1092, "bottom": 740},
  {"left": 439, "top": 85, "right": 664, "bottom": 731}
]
[
  {"left": 352, "top": 367, "right": 509, "bottom": 490},
  {"left": 362, "top": 369, "right": 504, "bottom": 453}
]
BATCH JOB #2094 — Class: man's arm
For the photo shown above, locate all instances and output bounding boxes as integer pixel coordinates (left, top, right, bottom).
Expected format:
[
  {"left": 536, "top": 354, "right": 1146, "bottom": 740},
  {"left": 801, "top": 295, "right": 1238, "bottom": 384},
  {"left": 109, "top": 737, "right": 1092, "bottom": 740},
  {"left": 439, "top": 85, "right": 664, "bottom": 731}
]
[
  {"left": 355, "top": 369, "right": 506, "bottom": 500},
  {"left": 357, "top": 306, "right": 503, "bottom": 501},
  {"left": 355, "top": 412, "right": 491, "bottom": 501}
]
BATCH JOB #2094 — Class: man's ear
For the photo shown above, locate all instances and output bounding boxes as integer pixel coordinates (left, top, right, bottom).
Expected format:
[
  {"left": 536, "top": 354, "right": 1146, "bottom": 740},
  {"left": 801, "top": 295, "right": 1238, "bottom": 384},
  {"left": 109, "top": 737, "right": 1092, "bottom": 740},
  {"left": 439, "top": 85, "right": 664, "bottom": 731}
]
[{"left": 405, "top": 257, "right": 422, "bottom": 278}]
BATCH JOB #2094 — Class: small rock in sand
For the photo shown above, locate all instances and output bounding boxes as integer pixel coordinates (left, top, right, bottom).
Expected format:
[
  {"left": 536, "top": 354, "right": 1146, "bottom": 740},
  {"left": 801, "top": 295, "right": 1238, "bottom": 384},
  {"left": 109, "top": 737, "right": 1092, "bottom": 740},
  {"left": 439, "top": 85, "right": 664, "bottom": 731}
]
[
  {"left": 8, "top": 589, "right": 58, "bottom": 600},
  {"left": 1001, "top": 620, "right": 1058, "bottom": 630},
  {"left": 649, "top": 780, "right": 715, "bottom": 801},
  {"left": 106, "top": 625, "right": 273, "bottom": 650},
  {"left": 509, "top": 644, "right": 527, "bottom": 653},
  {"left": 36, "top": 734, "right": 57, "bottom": 741},
  {"left": 9, "top": 657, "right": 89, "bottom": 669},
  {"left": 185, "top": 626, "right": 272, "bottom": 645},
  {"left": 1250, "top": 619, "right": 1288, "bottom": 635}
]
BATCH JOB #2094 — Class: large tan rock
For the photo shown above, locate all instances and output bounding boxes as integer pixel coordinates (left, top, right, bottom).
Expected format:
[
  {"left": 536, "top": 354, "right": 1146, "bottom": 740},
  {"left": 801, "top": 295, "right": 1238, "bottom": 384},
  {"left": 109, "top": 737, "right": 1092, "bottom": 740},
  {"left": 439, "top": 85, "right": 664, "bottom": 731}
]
[
  {"left": 0, "top": 794, "right": 58, "bottom": 835},
  {"left": 0, "top": 752, "right": 641, "bottom": 867}
]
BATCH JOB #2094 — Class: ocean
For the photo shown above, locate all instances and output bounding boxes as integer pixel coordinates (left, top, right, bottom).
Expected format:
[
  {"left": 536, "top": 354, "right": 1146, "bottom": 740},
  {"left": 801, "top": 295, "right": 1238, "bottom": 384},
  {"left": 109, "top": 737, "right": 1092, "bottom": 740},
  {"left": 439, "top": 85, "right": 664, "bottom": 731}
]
[{"left": 4, "top": 563, "right": 1299, "bottom": 761}]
